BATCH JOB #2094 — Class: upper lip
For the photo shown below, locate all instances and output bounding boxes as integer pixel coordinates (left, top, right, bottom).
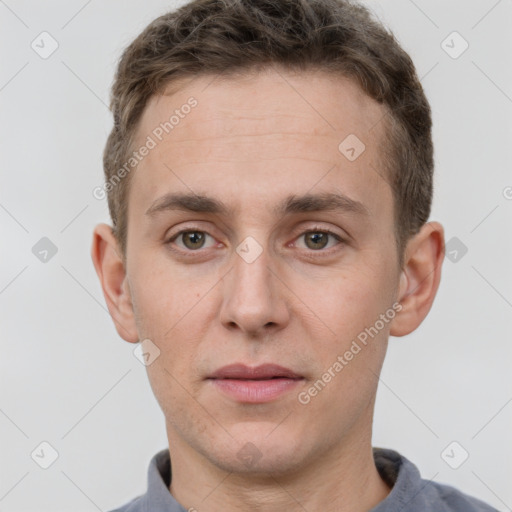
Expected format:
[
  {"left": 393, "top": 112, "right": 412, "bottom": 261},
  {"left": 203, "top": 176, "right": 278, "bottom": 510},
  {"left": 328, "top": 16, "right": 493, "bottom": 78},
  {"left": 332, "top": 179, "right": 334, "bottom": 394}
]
[{"left": 208, "top": 363, "right": 302, "bottom": 380}]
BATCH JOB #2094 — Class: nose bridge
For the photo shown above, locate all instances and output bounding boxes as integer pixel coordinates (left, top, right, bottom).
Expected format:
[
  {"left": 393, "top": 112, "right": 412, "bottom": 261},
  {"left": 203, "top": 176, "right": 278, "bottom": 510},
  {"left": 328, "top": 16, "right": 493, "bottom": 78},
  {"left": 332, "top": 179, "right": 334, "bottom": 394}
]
[{"left": 220, "top": 236, "right": 288, "bottom": 334}]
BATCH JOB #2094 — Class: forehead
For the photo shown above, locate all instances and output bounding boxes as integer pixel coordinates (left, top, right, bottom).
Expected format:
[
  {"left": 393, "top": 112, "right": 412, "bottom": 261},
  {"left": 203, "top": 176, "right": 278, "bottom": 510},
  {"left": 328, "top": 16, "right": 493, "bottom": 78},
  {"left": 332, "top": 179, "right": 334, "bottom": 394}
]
[
  {"left": 128, "top": 67, "right": 391, "bottom": 220},
  {"left": 138, "top": 67, "right": 385, "bottom": 145}
]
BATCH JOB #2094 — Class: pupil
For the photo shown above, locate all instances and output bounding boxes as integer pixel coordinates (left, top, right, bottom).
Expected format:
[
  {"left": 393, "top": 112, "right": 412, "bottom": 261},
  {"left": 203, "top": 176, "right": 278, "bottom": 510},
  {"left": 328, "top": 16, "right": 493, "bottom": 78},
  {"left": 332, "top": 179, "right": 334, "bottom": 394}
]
[
  {"left": 308, "top": 232, "right": 327, "bottom": 249},
  {"left": 186, "top": 232, "right": 204, "bottom": 248}
]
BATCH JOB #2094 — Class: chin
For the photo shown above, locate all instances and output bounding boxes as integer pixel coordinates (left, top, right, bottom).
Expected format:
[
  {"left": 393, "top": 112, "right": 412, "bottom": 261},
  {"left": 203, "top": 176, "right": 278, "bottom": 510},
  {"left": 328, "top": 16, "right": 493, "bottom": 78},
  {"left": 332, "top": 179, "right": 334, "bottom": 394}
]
[
  {"left": 215, "top": 448, "right": 305, "bottom": 478},
  {"left": 206, "top": 427, "right": 308, "bottom": 477}
]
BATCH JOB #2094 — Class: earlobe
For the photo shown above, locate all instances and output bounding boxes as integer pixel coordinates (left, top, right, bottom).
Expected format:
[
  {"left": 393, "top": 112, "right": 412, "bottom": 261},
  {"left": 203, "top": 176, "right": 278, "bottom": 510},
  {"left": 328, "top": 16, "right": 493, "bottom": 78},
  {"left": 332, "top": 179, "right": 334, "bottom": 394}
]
[
  {"left": 91, "top": 223, "right": 139, "bottom": 343},
  {"left": 389, "top": 221, "right": 445, "bottom": 338}
]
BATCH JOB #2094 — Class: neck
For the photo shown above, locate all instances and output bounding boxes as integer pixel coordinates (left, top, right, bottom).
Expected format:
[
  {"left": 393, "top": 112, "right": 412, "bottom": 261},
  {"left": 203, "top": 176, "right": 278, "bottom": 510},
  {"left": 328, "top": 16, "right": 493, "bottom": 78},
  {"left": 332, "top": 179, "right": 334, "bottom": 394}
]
[{"left": 167, "top": 425, "right": 391, "bottom": 512}]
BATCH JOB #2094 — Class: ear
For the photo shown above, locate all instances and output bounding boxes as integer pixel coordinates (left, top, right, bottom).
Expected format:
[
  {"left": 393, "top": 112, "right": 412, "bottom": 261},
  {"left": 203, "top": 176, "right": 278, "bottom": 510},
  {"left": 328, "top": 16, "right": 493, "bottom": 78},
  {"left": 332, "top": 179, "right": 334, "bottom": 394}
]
[
  {"left": 91, "top": 223, "right": 139, "bottom": 343},
  {"left": 389, "top": 221, "right": 445, "bottom": 337}
]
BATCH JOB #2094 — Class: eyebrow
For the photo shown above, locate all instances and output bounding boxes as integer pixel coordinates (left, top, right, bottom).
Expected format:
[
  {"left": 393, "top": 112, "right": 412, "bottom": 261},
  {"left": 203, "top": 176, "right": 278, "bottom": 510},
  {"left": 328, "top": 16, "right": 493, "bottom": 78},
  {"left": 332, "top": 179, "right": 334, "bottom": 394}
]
[{"left": 145, "top": 191, "right": 370, "bottom": 218}]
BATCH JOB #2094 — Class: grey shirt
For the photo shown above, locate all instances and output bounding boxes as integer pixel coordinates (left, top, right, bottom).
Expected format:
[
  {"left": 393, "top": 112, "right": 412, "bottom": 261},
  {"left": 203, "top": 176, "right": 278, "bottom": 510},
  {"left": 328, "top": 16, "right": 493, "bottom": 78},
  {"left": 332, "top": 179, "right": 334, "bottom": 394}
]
[{"left": 110, "top": 447, "right": 498, "bottom": 511}]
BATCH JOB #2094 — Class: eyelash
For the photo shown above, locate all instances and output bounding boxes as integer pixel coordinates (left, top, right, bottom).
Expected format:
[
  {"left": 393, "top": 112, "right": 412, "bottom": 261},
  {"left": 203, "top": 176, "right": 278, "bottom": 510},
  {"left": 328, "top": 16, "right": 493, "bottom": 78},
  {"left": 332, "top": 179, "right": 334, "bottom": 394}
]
[{"left": 165, "top": 227, "right": 345, "bottom": 256}]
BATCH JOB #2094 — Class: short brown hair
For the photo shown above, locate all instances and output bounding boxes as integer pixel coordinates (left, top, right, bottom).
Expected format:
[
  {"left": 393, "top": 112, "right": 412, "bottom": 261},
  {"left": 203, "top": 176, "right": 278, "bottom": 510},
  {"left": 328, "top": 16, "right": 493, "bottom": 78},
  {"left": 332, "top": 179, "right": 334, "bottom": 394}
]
[{"left": 103, "top": 0, "right": 433, "bottom": 265}]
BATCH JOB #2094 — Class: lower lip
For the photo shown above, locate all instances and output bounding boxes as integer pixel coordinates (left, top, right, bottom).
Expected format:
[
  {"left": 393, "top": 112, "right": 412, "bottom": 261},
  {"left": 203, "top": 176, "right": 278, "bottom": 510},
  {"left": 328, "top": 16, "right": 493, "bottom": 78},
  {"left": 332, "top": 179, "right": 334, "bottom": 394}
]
[{"left": 209, "top": 378, "right": 303, "bottom": 403}]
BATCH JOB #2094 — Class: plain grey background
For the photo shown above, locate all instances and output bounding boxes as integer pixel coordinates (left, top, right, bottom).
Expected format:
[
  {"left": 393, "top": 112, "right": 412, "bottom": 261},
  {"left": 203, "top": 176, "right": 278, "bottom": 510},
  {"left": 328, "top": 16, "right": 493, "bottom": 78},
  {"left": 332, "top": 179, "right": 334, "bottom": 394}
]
[{"left": 1, "top": 0, "right": 511, "bottom": 510}]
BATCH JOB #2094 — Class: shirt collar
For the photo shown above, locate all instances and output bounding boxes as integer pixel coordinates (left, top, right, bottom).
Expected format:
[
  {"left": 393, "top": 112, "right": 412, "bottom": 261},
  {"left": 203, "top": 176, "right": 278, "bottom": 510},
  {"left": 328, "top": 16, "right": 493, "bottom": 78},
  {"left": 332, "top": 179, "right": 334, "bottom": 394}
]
[{"left": 138, "top": 448, "right": 186, "bottom": 512}]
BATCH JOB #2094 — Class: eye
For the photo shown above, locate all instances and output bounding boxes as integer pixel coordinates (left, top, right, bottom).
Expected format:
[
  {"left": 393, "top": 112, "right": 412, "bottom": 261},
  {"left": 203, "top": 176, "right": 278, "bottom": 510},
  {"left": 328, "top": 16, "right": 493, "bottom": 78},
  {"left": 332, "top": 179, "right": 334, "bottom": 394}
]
[
  {"left": 166, "top": 227, "right": 344, "bottom": 254},
  {"left": 295, "top": 230, "right": 343, "bottom": 251},
  {"left": 168, "top": 230, "right": 217, "bottom": 251}
]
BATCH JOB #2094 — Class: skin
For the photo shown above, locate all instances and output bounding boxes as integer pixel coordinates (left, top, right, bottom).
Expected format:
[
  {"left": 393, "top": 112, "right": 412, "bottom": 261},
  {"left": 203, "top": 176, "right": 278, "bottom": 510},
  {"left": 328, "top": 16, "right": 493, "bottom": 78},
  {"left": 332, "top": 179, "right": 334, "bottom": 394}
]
[{"left": 92, "top": 67, "right": 444, "bottom": 512}]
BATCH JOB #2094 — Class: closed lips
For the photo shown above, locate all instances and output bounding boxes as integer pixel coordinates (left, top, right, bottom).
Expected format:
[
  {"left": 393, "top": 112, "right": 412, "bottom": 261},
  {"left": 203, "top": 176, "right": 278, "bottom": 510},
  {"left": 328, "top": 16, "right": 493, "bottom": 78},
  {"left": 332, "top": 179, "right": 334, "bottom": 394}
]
[{"left": 208, "top": 363, "right": 303, "bottom": 380}]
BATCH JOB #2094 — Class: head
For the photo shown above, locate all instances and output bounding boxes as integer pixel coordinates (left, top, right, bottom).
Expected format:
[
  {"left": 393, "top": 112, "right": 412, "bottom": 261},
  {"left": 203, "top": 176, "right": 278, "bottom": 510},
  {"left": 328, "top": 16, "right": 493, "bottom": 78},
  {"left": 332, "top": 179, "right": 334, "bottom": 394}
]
[{"left": 93, "top": 0, "right": 444, "bottom": 479}]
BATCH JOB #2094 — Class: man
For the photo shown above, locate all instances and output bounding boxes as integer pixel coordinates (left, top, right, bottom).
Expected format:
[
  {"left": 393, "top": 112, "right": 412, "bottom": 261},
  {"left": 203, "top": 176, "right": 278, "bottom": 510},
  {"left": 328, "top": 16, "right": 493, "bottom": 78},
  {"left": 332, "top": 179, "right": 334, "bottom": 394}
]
[{"left": 91, "top": 0, "right": 497, "bottom": 510}]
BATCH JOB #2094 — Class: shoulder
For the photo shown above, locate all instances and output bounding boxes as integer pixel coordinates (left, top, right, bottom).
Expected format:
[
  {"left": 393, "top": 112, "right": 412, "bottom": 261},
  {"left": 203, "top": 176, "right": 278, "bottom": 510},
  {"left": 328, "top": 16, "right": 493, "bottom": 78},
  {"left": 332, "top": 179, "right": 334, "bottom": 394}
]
[
  {"left": 106, "top": 449, "right": 180, "bottom": 512},
  {"left": 427, "top": 480, "right": 499, "bottom": 512},
  {"left": 107, "top": 495, "right": 143, "bottom": 512},
  {"left": 372, "top": 448, "right": 499, "bottom": 512}
]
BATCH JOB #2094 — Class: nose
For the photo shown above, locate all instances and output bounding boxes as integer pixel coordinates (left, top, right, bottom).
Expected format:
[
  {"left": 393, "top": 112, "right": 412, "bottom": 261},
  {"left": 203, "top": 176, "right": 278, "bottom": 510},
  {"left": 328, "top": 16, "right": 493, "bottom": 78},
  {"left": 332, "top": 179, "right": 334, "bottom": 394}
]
[{"left": 219, "top": 241, "right": 290, "bottom": 337}]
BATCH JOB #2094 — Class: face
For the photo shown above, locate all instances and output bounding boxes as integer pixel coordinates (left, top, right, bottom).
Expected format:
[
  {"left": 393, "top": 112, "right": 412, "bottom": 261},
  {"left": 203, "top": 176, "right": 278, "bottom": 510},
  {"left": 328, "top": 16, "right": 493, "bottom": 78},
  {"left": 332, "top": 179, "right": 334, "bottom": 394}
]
[{"left": 124, "top": 68, "right": 402, "bottom": 475}]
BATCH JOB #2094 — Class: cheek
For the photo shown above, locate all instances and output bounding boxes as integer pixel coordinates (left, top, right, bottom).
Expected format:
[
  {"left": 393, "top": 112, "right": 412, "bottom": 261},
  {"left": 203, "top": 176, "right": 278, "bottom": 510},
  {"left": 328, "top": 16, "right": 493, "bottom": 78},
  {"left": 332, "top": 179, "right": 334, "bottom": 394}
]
[
  {"left": 145, "top": 361, "right": 214, "bottom": 438},
  {"left": 310, "top": 266, "right": 395, "bottom": 337},
  {"left": 128, "top": 256, "right": 219, "bottom": 374},
  {"left": 129, "top": 254, "right": 206, "bottom": 337},
  {"left": 300, "top": 260, "right": 398, "bottom": 392},
  {"left": 301, "top": 277, "right": 392, "bottom": 422}
]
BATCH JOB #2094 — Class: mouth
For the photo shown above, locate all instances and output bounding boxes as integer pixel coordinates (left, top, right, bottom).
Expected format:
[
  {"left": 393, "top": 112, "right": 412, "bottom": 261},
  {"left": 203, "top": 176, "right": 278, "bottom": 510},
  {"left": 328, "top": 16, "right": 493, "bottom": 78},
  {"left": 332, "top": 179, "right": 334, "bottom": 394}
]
[
  {"left": 207, "top": 363, "right": 303, "bottom": 380},
  {"left": 207, "top": 363, "right": 304, "bottom": 403}
]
